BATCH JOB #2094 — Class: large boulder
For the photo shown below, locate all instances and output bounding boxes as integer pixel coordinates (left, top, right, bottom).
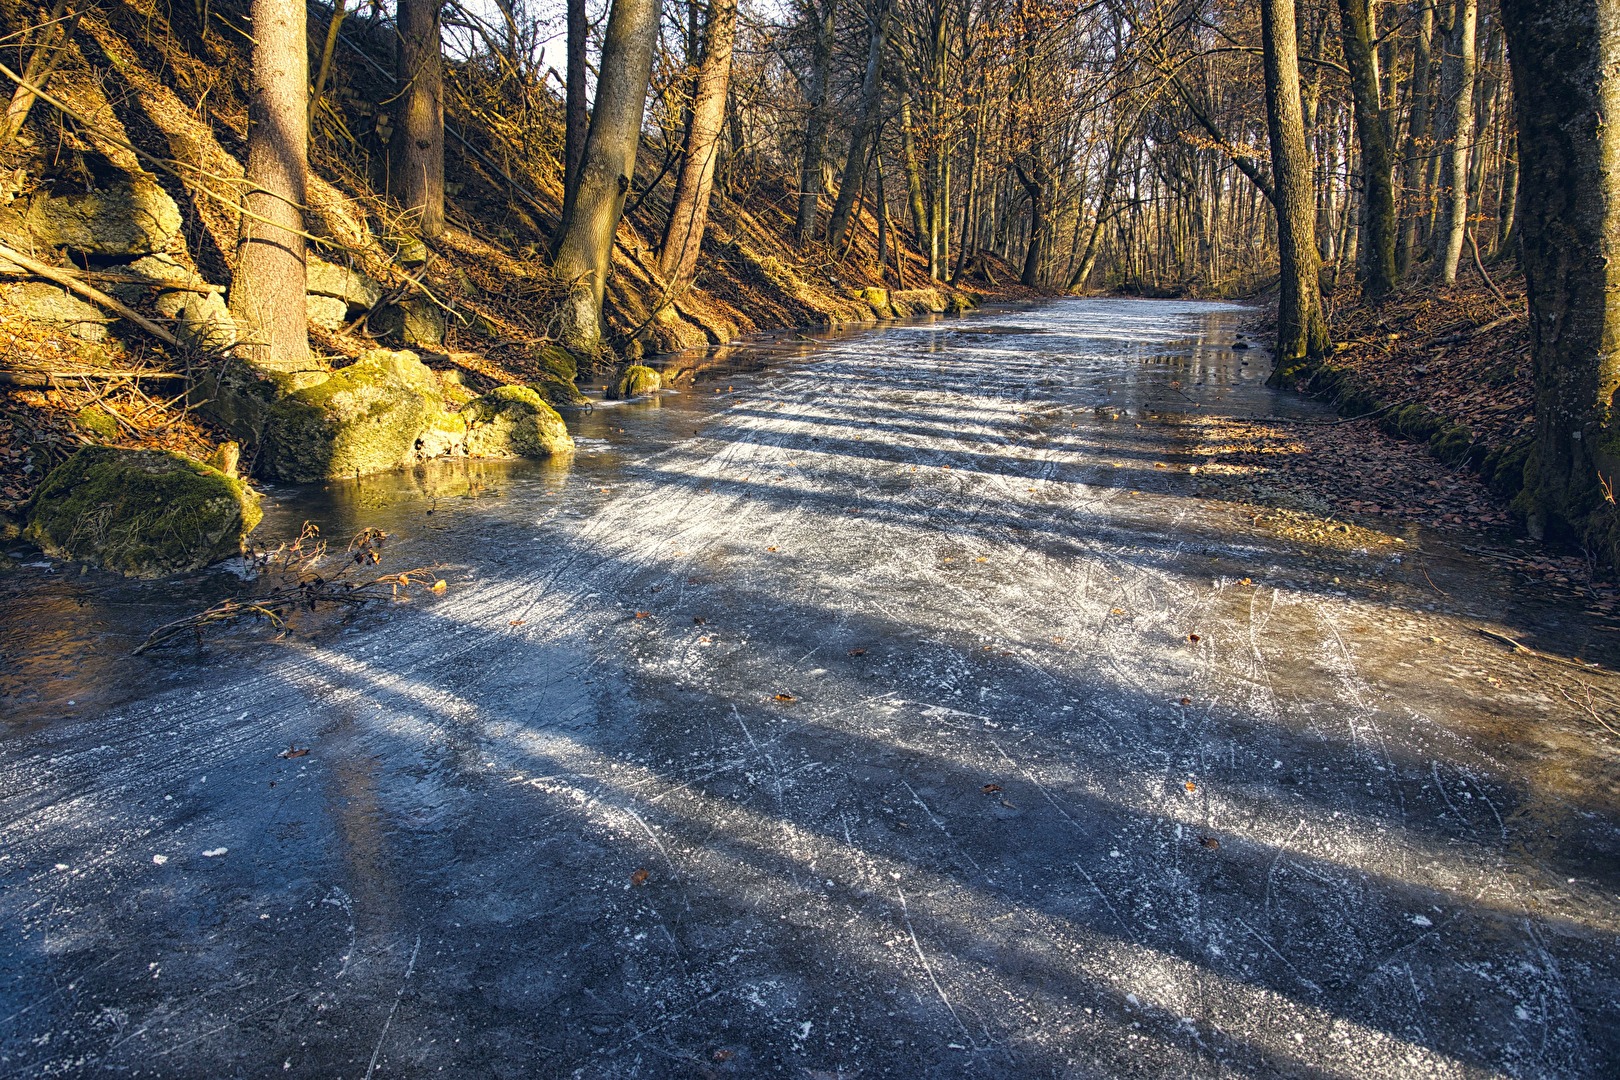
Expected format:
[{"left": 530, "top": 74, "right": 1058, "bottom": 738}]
[
  {"left": 154, "top": 289, "right": 236, "bottom": 348},
  {"left": 307, "top": 256, "right": 384, "bottom": 309},
  {"left": 262, "top": 349, "right": 447, "bottom": 482},
  {"left": 24, "top": 447, "right": 261, "bottom": 577},
  {"left": 463, "top": 385, "right": 574, "bottom": 459},
  {"left": 372, "top": 297, "right": 445, "bottom": 348},
  {"left": 305, "top": 293, "right": 349, "bottom": 331},
  {"left": 23, "top": 174, "right": 182, "bottom": 256}
]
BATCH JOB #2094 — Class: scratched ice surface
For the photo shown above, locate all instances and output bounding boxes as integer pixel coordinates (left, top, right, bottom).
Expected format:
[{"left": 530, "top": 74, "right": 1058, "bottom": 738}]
[{"left": 2, "top": 299, "right": 1617, "bottom": 1078}]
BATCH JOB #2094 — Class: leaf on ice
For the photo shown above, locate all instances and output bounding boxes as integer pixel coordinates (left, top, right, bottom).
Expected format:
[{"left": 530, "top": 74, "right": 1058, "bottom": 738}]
[
  {"left": 280, "top": 745, "right": 309, "bottom": 759},
  {"left": 981, "top": 783, "right": 1002, "bottom": 794},
  {"left": 630, "top": 868, "right": 649, "bottom": 886},
  {"left": 772, "top": 693, "right": 797, "bottom": 704}
]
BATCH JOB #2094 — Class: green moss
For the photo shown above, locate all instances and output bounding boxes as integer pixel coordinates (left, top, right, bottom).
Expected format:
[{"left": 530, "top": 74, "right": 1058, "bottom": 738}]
[
  {"left": 464, "top": 385, "right": 574, "bottom": 459},
  {"left": 262, "top": 349, "right": 446, "bottom": 482},
  {"left": 611, "top": 365, "right": 661, "bottom": 400},
  {"left": 24, "top": 447, "right": 260, "bottom": 577},
  {"left": 1429, "top": 424, "right": 1475, "bottom": 466},
  {"left": 946, "top": 292, "right": 977, "bottom": 314},
  {"left": 536, "top": 345, "right": 580, "bottom": 383},
  {"left": 529, "top": 377, "right": 591, "bottom": 409},
  {"left": 74, "top": 406, "right": 119, "bottom": 440}
]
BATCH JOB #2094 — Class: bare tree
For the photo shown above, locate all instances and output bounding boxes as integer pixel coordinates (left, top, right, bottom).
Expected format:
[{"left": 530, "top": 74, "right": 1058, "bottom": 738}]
[
  {"left": 1338, "top": 0, "right": 1396, "bottom": 298},
  {"left": 392, "top": 0, "right": 446, "bottom": 239},
  {"left": 564, "top": 0, "right": 588, "bottom": 204},
  {"left": 1439, "top": 0, "right": 1477, "bottom": 283},
  {"left": 1259, "top": 0, "right": 1330, "bottom": 368},
  {"left": 229, "top": 0, "right": 309, "bottom": 376},
  {"left": 794, "top": 0, "right": 837, "bottom": 242},
  {"left": 549, "top": 0, "right": 660, "bottom": 353},
  {"left": 660, "top": 0, "right": 740, "bottom": 287}
]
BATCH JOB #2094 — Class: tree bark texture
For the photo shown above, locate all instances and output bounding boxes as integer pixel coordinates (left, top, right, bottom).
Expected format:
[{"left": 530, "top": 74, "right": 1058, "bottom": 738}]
[
  {"left": 826, "top": 0, "right": 890, "bottom": 252},
  {"left": 230, "top": 0, "right": 309, "bottom": 377},
  {"left": 1398, "top": 0, "right": 1435, "bottom": 276},
  {"left": 564, "top": 0, "right": 589, "bottom": 205},
  {"left": 1259, "top": 0, "right": 1331, "bottom": 370},
  {"left": 659, "top": 0, "right": 739, "bottom": 287},
  {"left": 1440, "top": 0, "right": 1477, "bottom": 283},
  {"left": 794, "top": 0, "right": 835, "bottom": 242},
  {"left": 392, "top": 0, "right": 445, "bottom": 239},
  {"left": 1499, "top": 0, "right": 1620, "bottom": 552},
  {"left": 550, "top": 0, "right": 660, "bottom": 353},
  {"left": 1338, "top": 0, "right": 1398, "bottom": 297}
]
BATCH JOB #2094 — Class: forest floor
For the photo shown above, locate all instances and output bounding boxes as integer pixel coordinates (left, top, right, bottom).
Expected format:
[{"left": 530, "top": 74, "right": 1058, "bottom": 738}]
[
  {"left": 1192, "top": 270, "right": 1620, "bottom": 628},
  {"left": 3, "top": 298, "right": 1616, "bottom": 1077}
]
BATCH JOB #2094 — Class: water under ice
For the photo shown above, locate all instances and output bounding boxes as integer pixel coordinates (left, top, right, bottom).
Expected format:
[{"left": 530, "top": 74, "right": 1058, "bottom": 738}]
[{"left": 1, "top": 298, "right": 1617, "bottom": 1077}]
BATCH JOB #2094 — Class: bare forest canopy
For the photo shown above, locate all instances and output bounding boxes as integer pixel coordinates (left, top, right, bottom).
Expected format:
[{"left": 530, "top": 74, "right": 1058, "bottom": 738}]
[{"left": 0, "top": 0, "right": 1617, "bottom": 572}]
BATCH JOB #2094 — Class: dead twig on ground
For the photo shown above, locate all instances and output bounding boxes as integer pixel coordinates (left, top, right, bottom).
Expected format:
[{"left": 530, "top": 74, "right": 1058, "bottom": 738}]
[{"left": 132, "top": 525, "right": 444, "bottom": 656}]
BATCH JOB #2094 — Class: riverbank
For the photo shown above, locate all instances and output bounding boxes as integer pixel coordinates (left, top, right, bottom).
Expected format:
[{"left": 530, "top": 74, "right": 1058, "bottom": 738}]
[{"left": 1210, "top": 273, "right": 1620, "bottom": 620}]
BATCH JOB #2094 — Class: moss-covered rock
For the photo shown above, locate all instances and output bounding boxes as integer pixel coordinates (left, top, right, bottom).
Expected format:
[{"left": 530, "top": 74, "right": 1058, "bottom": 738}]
[
  {"left": 23, "top": 174, "right": 182, "bottom": 256},
  {"left": 0, "top": 281, "right": 109, "bottom": 341},
  {"left": 262, "top": 349, "right": 447, "bottom": 482},
  {"left": 307, "top": 256, "right": 384, "bottom": 309},
  {"left": 945, "top": 292, "right": 977, "bottom": 314},
  {"left": 530, "top": 376, "right": 591, "bottom": 410},
  {"left": 372, "top": 298, "right": 446, "bottom": 348},
  {"left": 611, "top": 365, "right": 661, "bottom": 400},
  {"left": 858, "top": 287, "right": 895, "bottom": 318},
  {"left": 464, "top": 385, "right": 573, "bottom": 459},
  {"left": 24, "top": 447, "right": 260, "bottom": 577},
  {"left": 74, "top": 406, "right": 119, "bottom": 440}
]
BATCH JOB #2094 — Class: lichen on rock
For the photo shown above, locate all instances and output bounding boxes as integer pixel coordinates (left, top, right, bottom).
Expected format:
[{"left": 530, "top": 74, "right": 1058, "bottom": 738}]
[
  {"left": 611, "top": 365, "right": 661, "bottom": 400},
  {"left": 23, "top": 174, "right": 182, "bottom": 256},
  {"left": 463, "top": 385, "right": 574, "bottom": 459},
  {"left": 24, "top": 447, "right": 261, "bottom": 577},
  {"left": 261, "top": 349, "right": 447, "bottom": 482}
]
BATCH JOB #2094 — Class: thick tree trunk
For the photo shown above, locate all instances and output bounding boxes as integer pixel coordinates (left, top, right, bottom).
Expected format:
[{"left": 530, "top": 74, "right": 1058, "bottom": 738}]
[
  {"left": 1440, "top": 0, "right": 1477, "bottom": 283},
  {"left": 1398, "top": 0, "right": 1435, "bottom": 277},
  {"left": 794, "top": 1, "right": 835, "bottom": 242},
  {"left": 230, "top": 0, "right": 309, "bottom": 377},
  {"left": 1259, "top": 0, "right": 1331, "bottom": 372},
  {"left": 658, "top": 0, "right": 739, "bottom": 288},
  {"left": 1499, "top": 0, "right": 1620, "bottom": 553},
  {"left": 564, "top": 0, "right": 588, "bottom": 204},
  {"left": 1338, "top": 0, "right": 1397, "bottom": 297},
  {"left": 549, "top": 0, "right": 660, "bottom": 354},
  {"left": 826, "top": 0, "right": 890, "bottom": 252},
  {"left": 391, "top": 0, "right": 445, "bottom": 239}
]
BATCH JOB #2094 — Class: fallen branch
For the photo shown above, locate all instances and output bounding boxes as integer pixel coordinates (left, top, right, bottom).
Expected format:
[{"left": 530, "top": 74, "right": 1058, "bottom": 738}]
[
  {"left": 1473, "top": 626, "right": 1618, "bottom": 677},
  {"left": 0, "top": 367, "right": 186, "bottom": 387},
  {"left": 0, "top": 241, "right": 185, "bottom": 349}
]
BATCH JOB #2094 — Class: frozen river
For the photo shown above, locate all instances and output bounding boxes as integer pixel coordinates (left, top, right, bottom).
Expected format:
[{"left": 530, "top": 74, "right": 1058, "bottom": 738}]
[{"left": 2, "top": 298, "right": 1617, "bottom": 1077}]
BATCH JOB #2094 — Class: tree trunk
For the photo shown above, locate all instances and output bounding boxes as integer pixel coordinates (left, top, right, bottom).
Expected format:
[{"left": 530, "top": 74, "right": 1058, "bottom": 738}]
[
  {"left": 1015, "top": 160, "right": 1044, "bottom": 287},
  {"left": 230, "top": 0, "right": 309, "bottom": 377},
  {"left": 900, "top": 88, "right": 930, "bottom": 255},
  {"left": 564, "top": 0, "right": 588, "bottom": 205},
  {"left": 658, "top": 0, "right": 739, "bottom": 287},
  {"left": 549, "top": 0, "right": 660, "bottom": 354},
  {"left": 794, "top": 0, "right": 835, "bottom": 242},
  {"left": 1496, "top": 132, "right": 1519, "bottom": 254},
  {"left": 391, "top": 0, "right": 445, "bottom": 239},
  {"left": 1338, "top": 0, "right": 1397, "bottom": 297},
  {"left": 1499, "top": 0, "right": 1620, "bottom": 554},
  {"left": 1260, "top": 0, "right": 1331, "bottom": 373},
  {"left": 1398, "top": 0, "right": 1435, "bottom": 277},
  {"left": 1440, "top": 0, "right": 1477, "bottom": 283},
  {"left": 826, "top": 0, "right": 890, "bottom": 252}
]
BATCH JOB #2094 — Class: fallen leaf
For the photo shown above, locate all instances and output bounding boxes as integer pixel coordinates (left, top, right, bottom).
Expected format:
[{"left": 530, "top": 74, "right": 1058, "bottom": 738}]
[
  {"left": 981, "top": 783, "right": 1002, "bottom": 794},
  {"left": 280, "top": 745, "right": 310, "bottom": 759},
  {"left": 712, "top": 1049, "right": 735, "bottom": 1062},
  {"left": 693, "top": 616, "right": 707, "bottom": 625},
  {"left": 773, "top": 693, "right": 797, "bottom": 704},
  {"left": 847, "top": 647, "right": 867, "bottom": 656},
  {"left": 430, "top": 579, "right": 447, "bottom": 594},
  {"left": 1240, "top": 577, "right": 1253, "bottom": 586},
  {"left": 630, "top": 868, "right": 649, "bottom": 886},
  {"left": 509, "top": 619, "right": 526, "bottom": 627},
  {"left": 1111, "top": 607, "right": 1125, "bottom": 615},
  {"left": 1179, "top": 697, "right": 1192, "bottom": 706},
  {"left": 1198, "top": 836, "right": 1220, "bottom": 850},
  {"left": 1184, "top": 780, "right": 1197, "bottom": 792},
  {"left": 635, "top": 611, "right": 651, "bottom": 619},
  {"left": 1187, "top": 632, "right": 1202, "bottom": 643},
  {"left": 767, "top": 546, "right": 778, "bottom": 552}
]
